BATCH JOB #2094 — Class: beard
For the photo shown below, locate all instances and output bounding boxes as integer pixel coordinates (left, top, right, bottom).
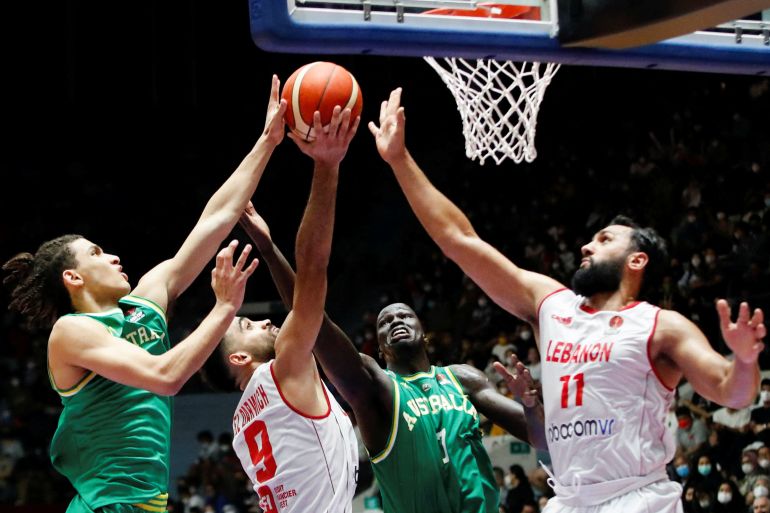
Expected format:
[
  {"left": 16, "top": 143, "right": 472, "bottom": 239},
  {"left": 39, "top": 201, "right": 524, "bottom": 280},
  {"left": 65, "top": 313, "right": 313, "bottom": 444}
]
[{"left": 571, "top": 257, "right": 624, "bottom": 297}]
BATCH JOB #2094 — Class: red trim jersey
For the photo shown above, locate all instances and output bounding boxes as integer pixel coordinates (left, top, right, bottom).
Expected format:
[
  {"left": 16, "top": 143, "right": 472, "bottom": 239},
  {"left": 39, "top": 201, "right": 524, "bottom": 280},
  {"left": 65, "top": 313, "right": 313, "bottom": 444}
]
[
  {"left": 537, "top": 289, "right": 675, "bottom": 487},
  {"left": 232, "top": 361, "right": 358, "bottom": 513}
]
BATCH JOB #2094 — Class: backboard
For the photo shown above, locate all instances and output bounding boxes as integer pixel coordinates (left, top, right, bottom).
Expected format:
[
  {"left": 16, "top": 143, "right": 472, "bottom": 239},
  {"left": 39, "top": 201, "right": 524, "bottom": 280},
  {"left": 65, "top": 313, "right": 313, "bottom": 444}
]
[{"left": 248, "top": 0, "right": 770, "bottom": 74}]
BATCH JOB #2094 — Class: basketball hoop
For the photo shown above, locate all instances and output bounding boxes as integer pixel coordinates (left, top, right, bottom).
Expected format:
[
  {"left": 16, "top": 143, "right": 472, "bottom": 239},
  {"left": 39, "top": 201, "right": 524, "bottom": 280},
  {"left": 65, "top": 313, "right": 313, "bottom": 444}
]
[
  {"left": 423, "top": 3, "right": 559, "bottom": 165},
  {"left": 424, "top": 57, "right": 559, "bottom": 166}
]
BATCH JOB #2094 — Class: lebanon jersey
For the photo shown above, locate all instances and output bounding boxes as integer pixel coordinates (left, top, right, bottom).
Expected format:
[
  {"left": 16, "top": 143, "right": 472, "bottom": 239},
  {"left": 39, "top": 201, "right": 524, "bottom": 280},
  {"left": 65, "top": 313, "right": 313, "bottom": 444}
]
[
  {"left": 232, "top": 361, "right": 358, "bottom": 513},
  {"left": 537, "top": 288, "right": 675, "bottom": 487}
]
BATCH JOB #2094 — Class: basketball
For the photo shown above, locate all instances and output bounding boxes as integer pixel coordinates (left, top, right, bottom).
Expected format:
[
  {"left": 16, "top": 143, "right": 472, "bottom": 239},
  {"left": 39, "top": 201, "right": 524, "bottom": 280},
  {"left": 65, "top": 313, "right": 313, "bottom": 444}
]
[{"left": 281, "top": 61, "right": 363, "bottom": 141}]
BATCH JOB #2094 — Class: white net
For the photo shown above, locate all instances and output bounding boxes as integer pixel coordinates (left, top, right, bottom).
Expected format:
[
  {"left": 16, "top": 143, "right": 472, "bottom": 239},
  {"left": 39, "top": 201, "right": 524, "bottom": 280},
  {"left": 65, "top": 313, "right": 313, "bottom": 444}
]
[{"left": 424, "top": 57, "right": 560, "bottom": 166}]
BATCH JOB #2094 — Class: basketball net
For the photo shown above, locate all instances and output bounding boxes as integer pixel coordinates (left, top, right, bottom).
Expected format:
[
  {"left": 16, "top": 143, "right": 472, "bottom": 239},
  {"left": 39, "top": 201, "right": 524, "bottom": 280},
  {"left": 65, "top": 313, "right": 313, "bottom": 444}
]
[{"left": 424, "top": 57, "right": 559, "bottom": 166}]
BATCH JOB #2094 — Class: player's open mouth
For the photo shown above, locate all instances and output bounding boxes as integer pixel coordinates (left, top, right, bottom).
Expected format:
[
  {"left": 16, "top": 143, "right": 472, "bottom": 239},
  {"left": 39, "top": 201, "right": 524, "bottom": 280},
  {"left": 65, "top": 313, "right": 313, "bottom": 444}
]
[{"left": 389, "top": 326, "right": 410, "bottom": 342}]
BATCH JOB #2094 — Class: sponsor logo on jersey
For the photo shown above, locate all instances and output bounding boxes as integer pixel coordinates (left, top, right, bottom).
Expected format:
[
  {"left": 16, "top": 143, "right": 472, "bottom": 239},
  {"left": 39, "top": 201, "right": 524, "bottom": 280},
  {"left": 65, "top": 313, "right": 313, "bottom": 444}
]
[
  {"left": 552, "top": 314, "right": 573, "bottom": 326},
  {"left": 547, "top": 417, "right": 617, "bottom": 443},
  {"left": 127, "top": 308, "right": 146, "bottom": 323},
  {"left": 544, "top": 340, "right": 614, "bottom": 364},
  {"left": 422, "top": 383, "right": 432, "bottom": 392},
  {"left": 437, "top": 374, "right": 450, "bottom": 385}
]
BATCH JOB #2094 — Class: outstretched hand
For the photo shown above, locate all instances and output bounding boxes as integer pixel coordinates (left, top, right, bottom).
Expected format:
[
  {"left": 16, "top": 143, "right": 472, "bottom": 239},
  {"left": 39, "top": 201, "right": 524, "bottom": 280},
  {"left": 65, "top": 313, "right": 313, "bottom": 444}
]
[
  {"left": 288, "top": 106, "right": 360, "bottom": 169},
  {"left": 717, "top": 299, "right": 765, "bottom": 364},
  {"left": 368, "top": 87, "right": 407, "bottom": 165},
  {"left": 238, "top": 201, "right": 272, "bottom": 251},
  {"left": 262, "top": 75, "right": 288, "bottom": 146},
  {"left": 211, "top": 240, "right": 259, "bottom": 311},
  {"left": 494, "top": 354, "right": 539, "bottom": 407}
]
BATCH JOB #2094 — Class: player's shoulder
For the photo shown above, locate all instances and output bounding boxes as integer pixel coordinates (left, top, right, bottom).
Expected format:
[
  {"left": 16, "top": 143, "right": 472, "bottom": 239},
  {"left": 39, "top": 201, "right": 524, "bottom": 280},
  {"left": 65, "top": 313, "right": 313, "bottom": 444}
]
[
  {"left": 655, "top": 308, "right": 694, "bottom": 331},
  {"left": 50, "top": 314, "right": 113, "bottom": 352},
  {"left": 445, "top": 364, "right": 487, "bottom": 392}
]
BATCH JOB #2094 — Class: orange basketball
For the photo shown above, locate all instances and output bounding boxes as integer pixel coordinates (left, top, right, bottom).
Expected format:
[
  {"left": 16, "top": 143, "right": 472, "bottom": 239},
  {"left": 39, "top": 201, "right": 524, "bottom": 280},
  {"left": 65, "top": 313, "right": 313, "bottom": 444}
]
[{"left": 281, "top": 62, "right": 363, "bottom": 141}]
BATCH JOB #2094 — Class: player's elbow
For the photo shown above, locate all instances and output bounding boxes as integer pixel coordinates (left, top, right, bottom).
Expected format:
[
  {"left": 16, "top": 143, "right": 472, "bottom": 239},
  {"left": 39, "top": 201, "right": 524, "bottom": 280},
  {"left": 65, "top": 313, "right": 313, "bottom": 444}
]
[
  {"left": 148, "top": 362, "right": 185, "bottom": 396},
  {"left": 440, "top": 229, "right": 478, "bottom": 262},
  {"left": 154, "top": 376, "right": 184, "bottom": 396}
]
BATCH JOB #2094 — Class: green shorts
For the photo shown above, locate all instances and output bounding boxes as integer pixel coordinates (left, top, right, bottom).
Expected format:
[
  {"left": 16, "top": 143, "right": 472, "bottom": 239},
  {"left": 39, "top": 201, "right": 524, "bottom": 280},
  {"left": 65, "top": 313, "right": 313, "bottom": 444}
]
[{"left": 66, "top": 494, "right": 167, "bottom": 513}]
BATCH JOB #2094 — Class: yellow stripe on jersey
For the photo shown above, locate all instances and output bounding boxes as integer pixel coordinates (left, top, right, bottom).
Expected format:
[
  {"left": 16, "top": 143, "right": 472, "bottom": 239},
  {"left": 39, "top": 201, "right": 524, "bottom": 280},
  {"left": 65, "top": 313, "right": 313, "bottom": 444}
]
[
  {"left": 123, "top": 295, "right": 167, "bottom": 324},
  {"left": 370, "top": 378, "right": 400, "bottom": 464},
  {"left": 444, "top": 367, "right": 466, "bottom": 396},
  {"left": 48, "top": 362, "right": 97, "bottom": 397},
  {"left": 134, "top": 493, "right": 168, "bottom": 512},
  {"left": 402, "top": 366, "right": 436, "bottom": 381}
]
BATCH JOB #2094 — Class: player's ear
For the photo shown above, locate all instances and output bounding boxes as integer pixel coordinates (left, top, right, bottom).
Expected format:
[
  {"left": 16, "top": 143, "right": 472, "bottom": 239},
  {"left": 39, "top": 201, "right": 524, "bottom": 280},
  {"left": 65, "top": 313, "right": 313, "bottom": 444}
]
[
  {"left": 627, "top": 251, "right": 648, "bottom": 271},
  {"left": 228, "top": 351, "right": 253, "bottom": 367}
]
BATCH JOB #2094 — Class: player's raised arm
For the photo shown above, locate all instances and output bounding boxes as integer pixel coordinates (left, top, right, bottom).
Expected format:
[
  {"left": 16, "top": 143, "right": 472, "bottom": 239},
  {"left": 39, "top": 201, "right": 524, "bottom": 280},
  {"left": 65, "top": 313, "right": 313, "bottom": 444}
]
[
  {"left": 271, "top": 107, "right": 356, "bottom": 383},
  {"left": 239, "top": 204, "right": 387, "bottom": 410},
  {"left": 369, "top": 88, "right": 562, "bottom": 324},
  {"left": 656, "top": 299, "right": 764, "bottom": 409},
  {"left": 132, "top": 75, "right": 286, "bottom": 310},
  {"left": 48, "top": 241, "right": 257, "bottom": 396}
]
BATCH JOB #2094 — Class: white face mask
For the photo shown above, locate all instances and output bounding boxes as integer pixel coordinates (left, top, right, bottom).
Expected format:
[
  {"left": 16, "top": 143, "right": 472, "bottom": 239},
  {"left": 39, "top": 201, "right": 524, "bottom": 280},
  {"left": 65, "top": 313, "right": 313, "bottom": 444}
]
[
  {"left": 504, "top": 474, "right": 513, "bottom": 488},
  {"left": 754, "top": 485, "right": 769, "bottom": 498},
  {"left": 761, "top": 390, "right": 770, "bottom": 403},
  {"left": 520, "top": 330, "right": 532, "bottom": 341},
  {"left": 717, "top": 491, "right": 732, "bottom": 504},
  {"left": 743, "top": 462, "right": 755, "bottom": 474},
  {"left": 760, "top": 458, "right": 770, "bottom": 469}
]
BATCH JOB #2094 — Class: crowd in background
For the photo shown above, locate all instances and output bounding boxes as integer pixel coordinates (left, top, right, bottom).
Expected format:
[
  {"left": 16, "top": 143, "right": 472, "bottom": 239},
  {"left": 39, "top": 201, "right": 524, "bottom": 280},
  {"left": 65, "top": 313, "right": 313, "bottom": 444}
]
[{"left": 0, "top": 70, "right": 768, "bottom": 512}]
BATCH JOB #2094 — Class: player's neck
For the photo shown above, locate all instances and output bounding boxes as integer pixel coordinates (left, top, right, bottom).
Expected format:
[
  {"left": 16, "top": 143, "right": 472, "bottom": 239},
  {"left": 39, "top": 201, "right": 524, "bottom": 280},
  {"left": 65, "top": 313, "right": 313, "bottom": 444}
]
[
  {"left": 71, "top": 291, "right": 120, "bottom": 314},
  {"left": 388, "top": 354, "right": 432, "bottom": 376},
  {"left": 584, "top": 288, "right": 638, "bottom": 312}
]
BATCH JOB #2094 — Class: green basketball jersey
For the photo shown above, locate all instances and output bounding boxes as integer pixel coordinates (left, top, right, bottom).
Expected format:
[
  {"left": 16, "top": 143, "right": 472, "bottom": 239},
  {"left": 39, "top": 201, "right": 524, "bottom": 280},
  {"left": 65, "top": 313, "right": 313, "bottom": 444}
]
[
  {"left": 369, "top": 366, "right": 498, "bottom": 513},
  {"left": 49, "top": 295, "right": 172, "bottom": 513}
]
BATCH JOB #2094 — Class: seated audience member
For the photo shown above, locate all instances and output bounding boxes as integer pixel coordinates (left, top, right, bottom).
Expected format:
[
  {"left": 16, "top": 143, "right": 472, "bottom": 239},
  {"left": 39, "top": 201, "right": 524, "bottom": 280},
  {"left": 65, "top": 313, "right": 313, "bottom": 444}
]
[
  {"left": 677, "top": 407, "right": 709, "bottom": 458},
  {"left": 713, "top": 479, "right": 744, "bottom": 513}
]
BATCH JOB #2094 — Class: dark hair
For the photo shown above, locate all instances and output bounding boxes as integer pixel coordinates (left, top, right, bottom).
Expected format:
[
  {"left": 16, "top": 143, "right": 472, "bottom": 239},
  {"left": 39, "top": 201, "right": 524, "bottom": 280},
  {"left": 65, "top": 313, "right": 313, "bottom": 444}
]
[
  {"left": 761, "top": 377, "right": 770, "bottom": 388},
  {"left": 2, "top": 234, "right": 83, "bottom": 329},
  {"left": 675, "top": 406, "right": 692, "bottom": 418},
  {"left": 608, "top": 215, "right": 668, "bottom": 302},
  {"left": 200, "top": 341, "right": 236, "bottom": 392}
]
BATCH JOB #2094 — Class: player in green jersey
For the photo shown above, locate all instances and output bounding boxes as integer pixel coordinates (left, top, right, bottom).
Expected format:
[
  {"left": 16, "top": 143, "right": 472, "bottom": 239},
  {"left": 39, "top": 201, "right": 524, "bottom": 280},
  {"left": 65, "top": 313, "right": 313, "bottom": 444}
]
[
  {"left": 206, "top": 208, "right": 546, "bottom": 512},
  {"left": 2, "top": 76, "right": 286, "bottom": 513}
]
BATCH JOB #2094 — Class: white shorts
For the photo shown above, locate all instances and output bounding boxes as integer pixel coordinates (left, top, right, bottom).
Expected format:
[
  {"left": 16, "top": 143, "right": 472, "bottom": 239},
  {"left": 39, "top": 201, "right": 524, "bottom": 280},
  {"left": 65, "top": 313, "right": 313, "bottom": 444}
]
[{"left": 542, "top": 480, "right": 683, "bottom": 513}]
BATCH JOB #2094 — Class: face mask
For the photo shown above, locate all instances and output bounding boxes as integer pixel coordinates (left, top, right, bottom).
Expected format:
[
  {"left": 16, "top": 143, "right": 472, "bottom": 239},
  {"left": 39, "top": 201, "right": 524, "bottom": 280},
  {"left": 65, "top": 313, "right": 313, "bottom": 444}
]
[
  {"left": 717, "top": 491, "right": 732, "bottom": 504},
  {"left": 761, "top": 390, "right": 770, "bottom": 403},
  {"left": 678, "top": 418, "right": 692, "bottom": 429},
  {"left": 743, "top": 463, "right": 755, "bottom": 474},
  {"left": 760, "top": 459, "right": 770, "bottom": 469},
  {"left": 698, "top": 499, "right": 710, "bottom": 509},
  {"left": 697, "top": 464, "right": 712, "bottom": 476},
  {"left": 520, "top": 330, "right": 532, "bottom": 341},
  {"left": 676, "top": 465, "right": 689, "bottom": 478},
  {"left": 705, "top": 254, "right": 715, "bottom": 265},
  {"left": 755, "top": 485, "right": 769, "bottom": 498},
  {"left": 691, "top": 257, "right": 701, "bottom": 267},
  {"left": 504, "top": 474, "right": 513, "bottom": 487}
]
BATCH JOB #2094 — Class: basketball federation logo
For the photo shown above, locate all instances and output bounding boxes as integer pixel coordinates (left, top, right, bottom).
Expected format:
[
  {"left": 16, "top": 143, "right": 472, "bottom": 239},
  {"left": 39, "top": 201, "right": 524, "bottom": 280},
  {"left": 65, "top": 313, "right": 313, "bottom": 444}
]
[{"left": 606, "top": 315, "right": 623, "bottom": 335}]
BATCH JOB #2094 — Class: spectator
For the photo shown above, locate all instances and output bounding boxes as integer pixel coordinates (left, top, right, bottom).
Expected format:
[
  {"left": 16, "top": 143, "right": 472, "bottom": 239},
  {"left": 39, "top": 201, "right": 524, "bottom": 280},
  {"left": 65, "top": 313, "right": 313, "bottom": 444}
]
[
  {"left": 677, "top": 407, "right": 709, "bottom": 458},
  {"left": 504, "top": 465, "right": 535, "bottom": 513},
  {"left": 756, "top": 495, "right": 770, "bottom": 513},
  {"left": 713, "top": 479, "right": 744, "bottom": 513}
]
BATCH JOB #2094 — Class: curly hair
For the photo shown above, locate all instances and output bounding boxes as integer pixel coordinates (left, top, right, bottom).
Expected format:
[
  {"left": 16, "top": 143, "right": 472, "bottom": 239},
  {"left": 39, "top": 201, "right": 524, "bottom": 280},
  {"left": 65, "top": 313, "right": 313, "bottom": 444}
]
[{"left": 3, "top": 234, "right": 83, "bottom": 329}]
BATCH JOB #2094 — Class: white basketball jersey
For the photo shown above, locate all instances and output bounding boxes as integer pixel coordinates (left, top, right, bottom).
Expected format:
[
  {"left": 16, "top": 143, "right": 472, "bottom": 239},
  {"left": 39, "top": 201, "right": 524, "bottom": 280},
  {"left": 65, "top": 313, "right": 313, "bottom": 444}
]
[
  {"left": 232, "top": 361, "right": 358, "bottom": 513},
  {"left": 537, "top": 289, "right": 675, "bottom": 486}
]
